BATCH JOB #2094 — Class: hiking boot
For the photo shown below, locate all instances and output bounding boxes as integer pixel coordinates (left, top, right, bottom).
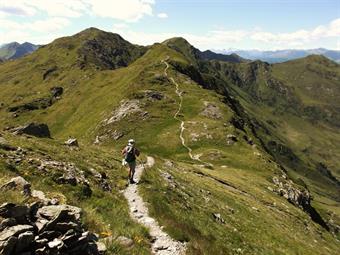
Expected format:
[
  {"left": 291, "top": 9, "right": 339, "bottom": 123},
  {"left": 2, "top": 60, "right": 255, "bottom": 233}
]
[{"left": 129, "top": 179, "right": 136, "bottom": 184}]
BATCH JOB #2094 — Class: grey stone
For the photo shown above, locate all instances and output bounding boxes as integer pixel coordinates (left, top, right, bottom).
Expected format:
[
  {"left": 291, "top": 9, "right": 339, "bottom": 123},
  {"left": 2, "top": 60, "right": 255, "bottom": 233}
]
[
  {"left": 96, "top": 241, "right": 107, "bottom": 254},
  {"left": 14, "top": 231, "right": 34, "bottom": 253},
  {"left": 11, "top": 123, "right": 51, "bottom": 138},
  {"left": 57, "top": 173, "right": 77, "bottom": 186},
  {"left": 0, "top": 176, "right": 31, "bottom": 195},
  {"left": 64, "top": 138, "right": 78, "bottom": 147},
  {"left": 34, "top": 238, "right": 48, "bottom": 249},
  {"left": 201, "top": 101, "right": 222, "bottom": 119},
  {"left": 50, "top": 87, "right": 63, "bottom": 98},
  {"left": 37, "top": 205, "right": 82, "bottom": 221},
  {"left": 116, "top": 236, "right": 134, "bottom": 247},
  {"left": 0, "top": 225, "right": 33, "bottom": 241},
  {"left": 0, "top": 218, "right": 17, "bottom": 231},
  {"left": 0, "top": 236, "right": 17, "bottom": 255},
  {"left": 55, "top": 222, "right": 80, "bottom": 232},
  {"left": 35, "top": 247, "right": 47, "bottom": 255},
  {"left": 0, "top": 137, "right": 17, "bottom": 151},
  {"left": 0, "top": 203, "right": 29, "bottom": 218},
  {"left": 212, "top": 213, "right": 225, "bottom": 224},
  {"left": 47, "top": 238, "right": 63, "bottom": 249}
]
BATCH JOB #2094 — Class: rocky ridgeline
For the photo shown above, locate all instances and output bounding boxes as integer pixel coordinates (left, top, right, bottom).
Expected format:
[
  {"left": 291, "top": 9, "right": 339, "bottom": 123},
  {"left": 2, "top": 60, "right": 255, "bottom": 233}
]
[
  {"left": 0, "top": 177, "right": 106, "bottom": 255},
  {"left": 270, "top": 174, "right": 332, "bottom": 231},
  {"left": 271, "top": 175, "right": 311, "bottom": 208}
]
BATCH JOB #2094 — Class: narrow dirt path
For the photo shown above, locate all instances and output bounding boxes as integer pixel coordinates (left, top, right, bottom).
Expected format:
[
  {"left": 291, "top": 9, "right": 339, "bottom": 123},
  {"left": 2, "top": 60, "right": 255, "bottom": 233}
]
[
  {"left": 162, "top": 59, "right": 212, "bottom": 167},
  {"left": 123, "top": 156, "right": 186, "bottom": 255}
]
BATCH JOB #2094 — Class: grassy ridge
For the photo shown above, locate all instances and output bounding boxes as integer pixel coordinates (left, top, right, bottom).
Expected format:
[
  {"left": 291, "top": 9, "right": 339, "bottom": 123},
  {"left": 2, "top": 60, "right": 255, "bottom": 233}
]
[{"left": 0, "top": 28, "right": 339, "bottom": 254}]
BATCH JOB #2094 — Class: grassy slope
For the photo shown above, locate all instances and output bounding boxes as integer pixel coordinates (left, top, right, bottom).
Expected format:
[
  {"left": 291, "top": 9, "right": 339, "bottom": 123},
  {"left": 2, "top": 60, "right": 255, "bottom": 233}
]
[
  {"left": 0, "top": 133, "right": 151, "bottom": 254},
  {"left": 198, "top": 56, "right": 340, "bottom": 226},
  {"left": 0, "top": 29, "right": 339, "bottom": 254}
]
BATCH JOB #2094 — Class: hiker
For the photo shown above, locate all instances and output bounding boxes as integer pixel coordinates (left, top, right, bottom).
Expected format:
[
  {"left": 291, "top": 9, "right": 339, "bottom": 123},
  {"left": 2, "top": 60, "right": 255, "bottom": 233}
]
[{"left": 122, "top": 139, "right": 140, "bottom": 184}]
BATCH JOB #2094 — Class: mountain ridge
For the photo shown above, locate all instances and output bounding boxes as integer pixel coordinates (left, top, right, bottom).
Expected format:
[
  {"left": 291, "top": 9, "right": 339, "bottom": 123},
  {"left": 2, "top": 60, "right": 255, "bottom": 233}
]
[
  {"left": 218, "top": 48, "right": 340, "bottom": 63},
  {"left": 0, "top": 41, "right": 40, "bottom": 60}
]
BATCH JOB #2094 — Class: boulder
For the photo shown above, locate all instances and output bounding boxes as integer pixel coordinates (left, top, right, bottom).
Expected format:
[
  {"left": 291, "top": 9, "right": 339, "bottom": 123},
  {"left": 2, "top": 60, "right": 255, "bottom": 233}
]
[
  {"left": 0, "top": 218, "right": 17, "bottom": 231},
  {"left": 0, "top": 225, "right": 33, "bottom": 241},
  {"left": 201, "top": 101, "right": 222, "bottom": 119},
  {"left": 115, "top": 236, "right": 134, "bottom": 248},
  {"left": 0, "top": 200, "right": 102, "bottom": 255},
  {"left": 0, "top": 176, "right": 31, "bottom": 196},
  {"left": 0, "top": 137, "right": 17, "bottom": 151},
  {"left": 64, "top": 138, "right": 78, "bottom": 147},
  {"left": 14, "top": 231, "right": 34, "bottom": 253},
  {"left": 0, "top": 203, "right": 29, "bottom": 219},
  {"left": 50, "top": 87, "right": 63, "bottom": 98},
  {"left": 37, "top": 205, "right": 82, "bottom": 221},
  {"left": 0, "top": 236, "right": 17, "bottom": 255},
  {"left": 47, "top": 238, "right": 64, "bottom": 249},
  {"left": 96, "top": 241, "right": 107, "bottom": 254},
  {"left": 145, "top": 90, "right": 164, "bottom": 100},
  {"left": 10, "top": 123, "right": 51, "bottom": 138},
  {"left": 212, "top": 213, "right": 225, "bottom": 224}
]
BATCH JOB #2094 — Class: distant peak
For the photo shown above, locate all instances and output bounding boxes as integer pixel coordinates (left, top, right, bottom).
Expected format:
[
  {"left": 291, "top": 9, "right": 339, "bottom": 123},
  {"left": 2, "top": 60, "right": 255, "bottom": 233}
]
[{"left": 162, "top": 37, "right": 191, "bottom": 46}]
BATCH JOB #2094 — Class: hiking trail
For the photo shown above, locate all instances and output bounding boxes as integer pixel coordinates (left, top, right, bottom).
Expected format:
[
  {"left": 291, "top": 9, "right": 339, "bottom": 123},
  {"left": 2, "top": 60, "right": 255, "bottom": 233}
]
[
  {"left": 123, "top": 156, "right": 186, "bottom": 255},
  {"left": 162, "top": 59, "right": 212, "bottom": 167}
]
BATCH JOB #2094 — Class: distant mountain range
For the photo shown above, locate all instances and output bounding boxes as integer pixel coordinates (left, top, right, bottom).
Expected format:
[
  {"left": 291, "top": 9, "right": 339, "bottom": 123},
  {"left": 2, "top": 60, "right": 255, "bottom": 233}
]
[
  {"left": 216, "top": 48, "right": 340, "bottom": 63},
  {"left": 0, "top": 42, "right": 40, "bottom": 61}
]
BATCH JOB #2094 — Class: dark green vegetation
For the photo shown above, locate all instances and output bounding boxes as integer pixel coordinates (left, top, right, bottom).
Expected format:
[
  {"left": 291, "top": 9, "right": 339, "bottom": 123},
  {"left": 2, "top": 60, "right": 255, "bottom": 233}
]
[
  {"left": 0, "top": 42, "right": 39, "bottom": 60},
  {"left": 0, "top": 28, "right": 339, "bottom": 254}
]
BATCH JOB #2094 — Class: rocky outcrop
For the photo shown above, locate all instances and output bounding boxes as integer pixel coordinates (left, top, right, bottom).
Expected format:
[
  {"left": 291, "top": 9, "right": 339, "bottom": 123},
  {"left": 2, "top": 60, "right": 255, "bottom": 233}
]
[
  {"left": 201, "top": 101, "right": 222, "bottom": 119},
  {"left": 0, "top": 202, "right": 105, "bottom": 255},
  {"left": 271, "top": 175, "right": 329, "bottom": 230},
  {"left": 226, "top": 134, "right": 237, "bottom": 145},
  {"left": 0, "top": 137, "right": 17, "bottom": 151},
  {"left": 50, "top": 87, "right": 63, "bottom": 98},
  {"left": 105, "top": 100, "right": 142, "bottom": 124},
  {"left": 64, "top": 138, "right": 79, "bottom": 147},
  {"left": 10, "top": 123, "right": 51, "bottom": 138},
  {"left": 8, "top": 86, "right": 63, "bottom": 115},
  {"left": 8, "top": 97, "right": 53, "bottom": 113},
  {"left": 43, "top": 66, "right": 57, "bottom": 80},
  {"left": 0, "top": 176, "right": 31, "bottom": 196}
]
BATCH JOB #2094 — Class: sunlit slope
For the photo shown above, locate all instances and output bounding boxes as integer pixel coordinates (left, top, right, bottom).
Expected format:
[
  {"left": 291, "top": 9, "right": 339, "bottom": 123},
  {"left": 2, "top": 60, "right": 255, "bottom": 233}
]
[{"left": 0, "top": 28, "right": 339, "bottom": 255}]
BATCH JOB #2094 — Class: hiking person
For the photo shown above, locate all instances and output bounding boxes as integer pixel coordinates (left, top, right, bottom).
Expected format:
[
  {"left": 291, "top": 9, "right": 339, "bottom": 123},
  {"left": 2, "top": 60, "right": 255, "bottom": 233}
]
[{"left": 122, "top": 139, "right": 140, "bottom": 184}]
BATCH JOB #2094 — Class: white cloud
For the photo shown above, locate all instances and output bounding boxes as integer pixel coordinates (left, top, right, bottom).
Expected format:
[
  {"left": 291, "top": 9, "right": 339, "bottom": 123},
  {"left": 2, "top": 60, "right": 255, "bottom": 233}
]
[
  {"left": 0, "top": 30, "right": 31, "bottom": 44},
  {"left": 0, "top": 0, "right": 157, "bottom": 21},
  {"left": 25, "top": 0, "right": 87, "bottom": 18},
  {"left": 0, "top": 17, "right": 70, "bottom": 44},
  {"left": 0, "top": 0, "right": 36, "bottom": 16},
  {"left": 85, "top": 0, "right": 155, "bottom": 22},
  {"left": 113, "top": 23, "right": 129, "bottom": 30},
  {"left": 157, "top": 13, "right": 168, "bottom": 19},
  {"left": 29, "top": 18, "right": 70, "bottom": 32},
  {"left": 113, "top": 18, "right": 340, "bottom": 50}
]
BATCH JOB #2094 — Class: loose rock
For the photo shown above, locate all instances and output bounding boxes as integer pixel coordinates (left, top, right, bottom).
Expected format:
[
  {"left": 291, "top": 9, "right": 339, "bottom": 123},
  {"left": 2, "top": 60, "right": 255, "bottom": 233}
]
[{"left": 10, "top": 123, "right": 51, "bottom": 138}]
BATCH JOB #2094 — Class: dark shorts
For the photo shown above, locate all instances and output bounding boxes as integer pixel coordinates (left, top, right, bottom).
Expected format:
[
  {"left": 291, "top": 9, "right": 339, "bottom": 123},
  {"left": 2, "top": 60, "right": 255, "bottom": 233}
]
[{"left": 127, "top": 161, "right": 136, "bottom": 170}]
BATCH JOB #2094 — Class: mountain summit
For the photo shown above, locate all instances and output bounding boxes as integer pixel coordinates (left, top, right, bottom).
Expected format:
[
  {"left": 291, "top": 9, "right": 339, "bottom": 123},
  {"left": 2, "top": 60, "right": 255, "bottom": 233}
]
[
  {"left": 0, "top": 41, "right": 39, "bottom": 60},
  {"left": 0, "top": 28, "right": 339, "bottom": 255}
]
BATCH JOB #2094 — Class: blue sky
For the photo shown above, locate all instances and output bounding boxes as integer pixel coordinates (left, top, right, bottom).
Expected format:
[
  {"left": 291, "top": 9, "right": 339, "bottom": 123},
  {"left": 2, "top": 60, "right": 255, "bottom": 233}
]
[{"left": 0, "top": 0, "right": 339, "bottom": 50}]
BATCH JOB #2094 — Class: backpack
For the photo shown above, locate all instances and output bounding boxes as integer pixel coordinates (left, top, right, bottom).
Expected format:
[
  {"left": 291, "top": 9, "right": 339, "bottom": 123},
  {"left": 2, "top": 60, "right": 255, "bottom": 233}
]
[{"left": 125, "top": 146, "right": 136, "bottom": 163}]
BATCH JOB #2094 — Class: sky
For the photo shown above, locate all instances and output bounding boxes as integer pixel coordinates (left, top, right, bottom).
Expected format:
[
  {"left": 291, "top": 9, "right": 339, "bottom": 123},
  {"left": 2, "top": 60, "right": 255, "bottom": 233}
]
[{"left": 0, "top": 0, "right": 339, "bottom": 51}]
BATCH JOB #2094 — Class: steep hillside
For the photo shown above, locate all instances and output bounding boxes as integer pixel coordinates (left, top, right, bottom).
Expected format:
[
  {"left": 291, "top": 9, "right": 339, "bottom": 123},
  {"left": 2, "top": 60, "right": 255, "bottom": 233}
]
[
  {"left": 0, "top": 42, "right": 39, "bottom": 60},
  {"left": 0, "top": 28, "right": 339, "bottom": 255}
]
